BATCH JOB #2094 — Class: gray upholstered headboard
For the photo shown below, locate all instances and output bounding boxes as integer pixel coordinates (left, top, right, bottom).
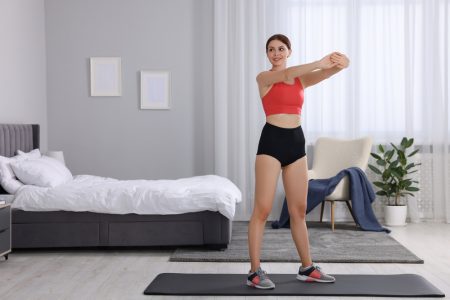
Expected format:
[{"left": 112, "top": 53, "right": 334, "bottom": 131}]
[
  {"left": 0, "top": 124, "right": 40, "bottom": 194},
  {"left": 0, "top": 124, "right": 40, "bottom": 157}
]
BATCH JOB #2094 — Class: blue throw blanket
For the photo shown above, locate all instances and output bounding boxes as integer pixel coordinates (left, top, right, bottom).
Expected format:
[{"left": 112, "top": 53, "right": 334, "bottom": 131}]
[{"left": 272, "top": 167, "right": 390, "bottom": 233}]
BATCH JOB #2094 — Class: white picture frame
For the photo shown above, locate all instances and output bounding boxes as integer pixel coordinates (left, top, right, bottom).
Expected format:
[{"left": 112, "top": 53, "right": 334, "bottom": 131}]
[
  {"left": 90, "top": 57, "right": 122, "bottom": 96},
  {"left": 140, "top": 70, "right": 171, "bottom": 110}
]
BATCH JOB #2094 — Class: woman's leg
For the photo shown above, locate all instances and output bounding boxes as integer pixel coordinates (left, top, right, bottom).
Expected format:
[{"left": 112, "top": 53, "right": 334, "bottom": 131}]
[
  {"left": 282, "top": 156, "right": 336, "bottom": 283},
  {"left": 281, "top": 156, "right": 312, "bottom": 267},
  {"left": 248, "top": 154, "right": 281, "bottom": 272}
]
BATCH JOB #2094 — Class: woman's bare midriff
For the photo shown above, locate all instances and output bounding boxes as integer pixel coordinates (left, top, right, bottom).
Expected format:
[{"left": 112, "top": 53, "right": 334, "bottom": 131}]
[{"left": 266, "top": 114, "right": 301, "bottom": 128}]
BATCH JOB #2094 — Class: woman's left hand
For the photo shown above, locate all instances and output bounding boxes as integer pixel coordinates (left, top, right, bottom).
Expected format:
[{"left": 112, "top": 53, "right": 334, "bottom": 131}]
[{"left": 330, "top": 52, "right": 350, "bottom": 69}]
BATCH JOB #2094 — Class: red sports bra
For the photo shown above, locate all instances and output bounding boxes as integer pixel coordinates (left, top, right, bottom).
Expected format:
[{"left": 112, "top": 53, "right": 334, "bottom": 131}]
[{"left": 262, "top": 77, "right": 304, "bottom": 116}]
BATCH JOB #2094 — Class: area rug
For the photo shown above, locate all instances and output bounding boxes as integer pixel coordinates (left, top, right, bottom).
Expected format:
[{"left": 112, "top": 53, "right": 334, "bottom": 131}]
[
  {"left": 170, "top": 221, "right": 423, "bottom": 263},
  {"left": 144, "top": 273, "right": 444, "bottom": 297}
]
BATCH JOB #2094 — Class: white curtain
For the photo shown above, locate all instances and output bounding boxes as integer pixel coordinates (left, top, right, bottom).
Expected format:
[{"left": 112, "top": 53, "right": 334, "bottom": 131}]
[
  {"left": 214, "top": 0, "right": 267, "bottom": 221},
  {"left": 214, "top": 0, "right": 450, "bottom": 222}
]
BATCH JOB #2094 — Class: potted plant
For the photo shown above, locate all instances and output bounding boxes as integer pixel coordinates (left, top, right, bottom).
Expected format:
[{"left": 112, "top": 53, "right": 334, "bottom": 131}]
[{"left": 369, "top": 137, "right": 421, "bottom": 226}]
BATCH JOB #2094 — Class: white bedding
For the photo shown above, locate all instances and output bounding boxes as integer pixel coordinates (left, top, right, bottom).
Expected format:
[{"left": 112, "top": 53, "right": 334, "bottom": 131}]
[{"left": 11, "top": 174, "right": 242, "bottom": 219}]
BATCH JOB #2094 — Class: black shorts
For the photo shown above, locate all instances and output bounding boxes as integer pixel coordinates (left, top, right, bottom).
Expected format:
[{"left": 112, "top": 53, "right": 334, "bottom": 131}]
[{"left": 256, "top": 122, "right": 306, "bottom": 167}]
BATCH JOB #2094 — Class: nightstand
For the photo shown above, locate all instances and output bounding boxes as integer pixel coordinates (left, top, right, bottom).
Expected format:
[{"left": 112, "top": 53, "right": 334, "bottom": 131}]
[{"left": 0, "top": 204, "right": 11, "bottom": 260}]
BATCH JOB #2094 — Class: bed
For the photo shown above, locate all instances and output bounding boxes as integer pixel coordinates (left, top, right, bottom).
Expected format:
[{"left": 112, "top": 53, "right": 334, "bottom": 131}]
[{"left": 0, "top": 124, "right": 240, "bottom": 249}]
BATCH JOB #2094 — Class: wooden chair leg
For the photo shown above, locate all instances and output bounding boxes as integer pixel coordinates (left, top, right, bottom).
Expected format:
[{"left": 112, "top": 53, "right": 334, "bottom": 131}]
[
  {"left": 345, "top": 200, "right": 358, "bottom": 226},
  {"left": 320, "top": 201, "right": 325, "bottom": 222},
  {"left": 331, "top": 201, "right": 335, "bottom": 231}
]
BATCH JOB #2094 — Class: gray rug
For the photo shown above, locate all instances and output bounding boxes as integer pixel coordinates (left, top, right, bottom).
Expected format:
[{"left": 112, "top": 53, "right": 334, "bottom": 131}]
[{"left": 170, "top": 221, "right": 423, "bottom": 263}]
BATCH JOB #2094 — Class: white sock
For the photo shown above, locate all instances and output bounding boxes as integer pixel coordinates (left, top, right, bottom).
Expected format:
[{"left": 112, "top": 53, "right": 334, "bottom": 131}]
[{"left": 300, "top": 264, "right": 313, "bottom": 271}]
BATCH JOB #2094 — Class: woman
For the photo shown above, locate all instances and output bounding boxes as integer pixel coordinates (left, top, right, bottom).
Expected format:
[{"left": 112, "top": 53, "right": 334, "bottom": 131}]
[{"left": 247, "top": 34, "right": 350, "bottom": 289}]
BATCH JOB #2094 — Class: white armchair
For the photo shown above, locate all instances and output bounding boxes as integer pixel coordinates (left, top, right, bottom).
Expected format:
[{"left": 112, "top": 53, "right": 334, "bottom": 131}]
[{"left": 308, "top": 136, "right": 373, "bottom": 231}]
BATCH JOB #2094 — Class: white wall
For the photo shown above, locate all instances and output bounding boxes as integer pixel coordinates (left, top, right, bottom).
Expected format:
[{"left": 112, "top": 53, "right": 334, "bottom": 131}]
[
  {"left": 0, "top": 0, "right": 214, "bottom": 179},
  {"left": 0, "top": 0, "right": 48, "bottom": 151},
  {"left": 45, "top": 0, "right": 214, "bottom": 179}
]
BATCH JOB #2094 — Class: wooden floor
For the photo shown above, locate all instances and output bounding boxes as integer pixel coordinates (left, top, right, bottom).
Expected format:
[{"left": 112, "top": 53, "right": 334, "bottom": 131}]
[{"left": 0, "top": 222, "right": 449, "bottom": 300}]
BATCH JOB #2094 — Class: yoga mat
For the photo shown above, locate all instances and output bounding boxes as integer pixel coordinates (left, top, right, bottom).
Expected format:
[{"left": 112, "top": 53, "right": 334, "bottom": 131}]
[{"left": 144, "top": 273, "right": 445, "bottom": 297}]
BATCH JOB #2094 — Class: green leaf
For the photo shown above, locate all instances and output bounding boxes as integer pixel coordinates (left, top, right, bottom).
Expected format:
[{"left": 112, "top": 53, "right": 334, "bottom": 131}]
[
  {"left": 373, "top": 181, "right": 386, "bottom": 188},
  {"left": 390, "top": 143, "right": 399, "bottom": 151},
  {"left": 386, "top": 150, "right": 395, "bottom": 160},
  {"left": 390, "top": 160, "right": 399, "bottom": 168},
  {"left": 400, "top": 137, "right": 408, "bottom": 148},
  {"left": 405, "top": 163, "right": 415, "bottom": 170},
  {"left": 408, "top": 149, "right": 419, "bottom": 157},
  {"left": 376, "top": 190, "right": 387, "bottom": 196},
  {"left": 397, "top": 150, "right": 406, "bottom": 163},
  {"left": 369, "top": 164, "right": 382, "bottom": 175},
  {"left": 407, "top": 170, "right": 418, "bottom": 174},
  {"left": 391, "top": 169, "right": 403, "bottom": 179},
  {"left": 406, "top": 187, "right": 420, "bottom": 192},
  {"left": 401, "top": 180, "right": 412, "bottom": 186},
  {"left": 378, "top": 144, "right": 385, "bottom": 153},
  {"left": 371, "top": 152, "right": 382, "bottom": 160},
  {"left": 376, "top": 159, "right": 386, "bottom": 166},
  {"left": 406, "top": 138, "right": 414, "bottom": 148}
]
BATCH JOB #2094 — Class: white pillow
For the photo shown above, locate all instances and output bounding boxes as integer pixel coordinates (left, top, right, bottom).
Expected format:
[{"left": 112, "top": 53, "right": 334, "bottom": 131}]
[
  {"left": 0, "top": 156, "right": 15, "bottom": 180},
  {"left": 0, "top": 156, "right": 24, "bottom": 194},
  {"left": 11, "top": 156, "right": 72, "bottom": 188},
  {"left": 17, "top": 149, "right": 42, "bottom": 159},
  {"left": 0, "top": 149, "right": 42, "bottom": 194},
  {"left": 42, "top": 156, "right": 73, "bottom": 181}
]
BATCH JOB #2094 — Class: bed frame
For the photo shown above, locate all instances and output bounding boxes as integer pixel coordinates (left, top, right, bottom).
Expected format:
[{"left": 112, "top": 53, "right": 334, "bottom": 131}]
[{"left": 0, "top": 124, "right": 231, "bottom": 249}]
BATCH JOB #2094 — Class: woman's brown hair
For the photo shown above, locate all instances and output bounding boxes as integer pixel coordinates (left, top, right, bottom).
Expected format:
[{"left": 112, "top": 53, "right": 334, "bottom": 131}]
[{"left": 265, "top": 34, "right": 291, "bottom": 53}]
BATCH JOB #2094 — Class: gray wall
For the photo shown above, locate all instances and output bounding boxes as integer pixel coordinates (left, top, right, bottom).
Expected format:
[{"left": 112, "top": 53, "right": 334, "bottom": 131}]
[
  {"left": 0, "top": 0, "right": 48, "bottom": 151},
  {"left": 46, "top": 0, "right": 214, "bottom": 179}
]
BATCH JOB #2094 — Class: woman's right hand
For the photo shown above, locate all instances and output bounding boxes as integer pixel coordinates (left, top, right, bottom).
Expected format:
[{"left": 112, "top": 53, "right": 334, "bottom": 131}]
[{"left": 317, "top": 53, "right": 338, "bottom": 69}]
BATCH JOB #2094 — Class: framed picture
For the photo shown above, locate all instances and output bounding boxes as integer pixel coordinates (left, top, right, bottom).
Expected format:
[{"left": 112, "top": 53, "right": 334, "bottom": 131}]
[
  {"left": 90, "top": 57, "right": 122, "bottom": 96},
  {"left": 140, "top": 71, "right": 171, "bottom": 109}
]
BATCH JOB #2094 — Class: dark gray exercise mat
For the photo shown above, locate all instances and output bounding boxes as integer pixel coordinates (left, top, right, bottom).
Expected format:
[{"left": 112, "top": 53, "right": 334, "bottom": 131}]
[{"left": 144, "top": 273, "right": 445, "bottom": 297}]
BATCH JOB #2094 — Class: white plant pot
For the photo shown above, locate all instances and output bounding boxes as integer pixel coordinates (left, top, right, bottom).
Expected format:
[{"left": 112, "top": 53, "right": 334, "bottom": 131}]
[{"left": 384, "top": 205, "right": 407, "bottom": 226}]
